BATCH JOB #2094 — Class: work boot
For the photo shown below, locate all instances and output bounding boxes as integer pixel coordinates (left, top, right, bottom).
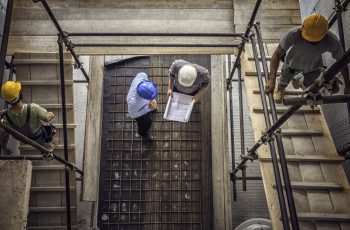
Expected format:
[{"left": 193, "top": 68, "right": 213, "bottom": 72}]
[
  {"left": 143, "top": 133, "right": 154, "bottom": 142},
  {"left": 274, "top": 85, "right": 286, "bottom": 104},
  {"left": 291, "top": 79, "right": 300, "bottom": 89}
]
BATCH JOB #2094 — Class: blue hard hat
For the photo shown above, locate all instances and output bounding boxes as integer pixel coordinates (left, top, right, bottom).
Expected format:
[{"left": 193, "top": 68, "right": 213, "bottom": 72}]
[{"left": 137, "top": 80, "right": 158, "bottom": 100}]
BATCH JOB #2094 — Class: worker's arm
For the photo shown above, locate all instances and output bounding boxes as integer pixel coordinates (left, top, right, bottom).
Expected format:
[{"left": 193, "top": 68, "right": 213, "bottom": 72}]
[
  {"left": 42, "top": 112, "right": 54, "bottom": 122},
  {"left": 167, "top": 74, "right": 175, "bottom": 97},
  {"left": 193, "top": 85, "right": 208, "bottom": 102},
  {"left": 265, "top": 45, "right": 286, "bottom": 94}
]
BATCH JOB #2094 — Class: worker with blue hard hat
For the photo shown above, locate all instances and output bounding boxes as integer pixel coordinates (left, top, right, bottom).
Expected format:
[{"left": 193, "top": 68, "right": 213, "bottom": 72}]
[{"left": 127, "top": 72, "right": 158, "bottom": 141}]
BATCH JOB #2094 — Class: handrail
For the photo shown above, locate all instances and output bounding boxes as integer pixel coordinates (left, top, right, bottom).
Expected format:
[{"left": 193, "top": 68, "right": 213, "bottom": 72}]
[
  {"left": 253, "top": 23, "right": 299, "bottom": 230},
  {"left": 0, "top": 119, "right": 83, "bottom": 174},
  {"left": 250, "top": 33, "right": 290, "bottom": 230}
]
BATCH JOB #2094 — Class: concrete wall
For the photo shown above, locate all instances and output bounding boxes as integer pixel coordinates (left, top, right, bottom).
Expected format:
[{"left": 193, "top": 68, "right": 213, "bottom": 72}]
[{"left": 299, "top": 0, "right": 350, "bottom": 179}]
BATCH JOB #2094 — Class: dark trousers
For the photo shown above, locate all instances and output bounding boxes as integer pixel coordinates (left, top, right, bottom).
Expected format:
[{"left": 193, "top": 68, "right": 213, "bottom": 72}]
[{"left": 135, "top": 112, "right": 153, "bottom": 136}]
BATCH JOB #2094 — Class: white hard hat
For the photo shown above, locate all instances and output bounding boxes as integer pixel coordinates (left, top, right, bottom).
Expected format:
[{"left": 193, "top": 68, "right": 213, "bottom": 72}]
[{"left": 178, "top": 64, "right": 197, "bottom": 87}]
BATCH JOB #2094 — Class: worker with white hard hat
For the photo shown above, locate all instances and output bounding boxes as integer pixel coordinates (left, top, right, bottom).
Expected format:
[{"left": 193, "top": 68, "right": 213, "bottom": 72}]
[
  {"left": 265, "top": 13, "right": 349, "bottom": 103},
  {"left": 167, "top": 59, "right": 210, "bottom": 102}
]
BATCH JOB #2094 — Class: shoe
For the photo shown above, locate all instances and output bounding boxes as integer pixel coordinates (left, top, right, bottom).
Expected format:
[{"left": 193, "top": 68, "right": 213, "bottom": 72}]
[
  {"left": 291, "top": 79, "right": 300, "bottom": 89},
  {"left": 274, "top": 85, "right": 286, "bottom": 104},
  {"left": 142, "top": 133, "right": 154, "bottom": 142}
]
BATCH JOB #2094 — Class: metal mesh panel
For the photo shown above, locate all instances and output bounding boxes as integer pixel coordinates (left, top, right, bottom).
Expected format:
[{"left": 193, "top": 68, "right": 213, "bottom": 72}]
[{"left": 98, "top": 55, "right": 212, "bottom": 230}]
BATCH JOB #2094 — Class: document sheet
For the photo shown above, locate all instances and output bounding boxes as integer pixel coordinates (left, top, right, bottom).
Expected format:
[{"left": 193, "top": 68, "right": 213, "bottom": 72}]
[{"left": 163, "top": 92, "right": 195, "bottom": 122}]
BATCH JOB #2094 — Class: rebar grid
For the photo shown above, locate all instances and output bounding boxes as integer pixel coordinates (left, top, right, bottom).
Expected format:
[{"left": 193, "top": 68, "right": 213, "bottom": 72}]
[{"left": 99, "top": 56, "right": 211, "bottom": 230}]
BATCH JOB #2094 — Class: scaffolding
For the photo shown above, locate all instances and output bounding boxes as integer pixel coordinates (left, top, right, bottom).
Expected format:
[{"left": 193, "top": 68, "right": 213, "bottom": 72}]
[{"left": 0, "top": 0, "right": 350, "bottom": 229}]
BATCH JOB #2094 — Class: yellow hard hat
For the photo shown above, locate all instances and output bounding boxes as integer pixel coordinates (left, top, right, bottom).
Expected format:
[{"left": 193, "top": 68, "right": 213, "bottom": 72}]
[
  {"left": 302, "top": 14, "right": 328, "bottom": 42},
  {"left": 1, "top": 81, "right": 22, "bottom": 103}
]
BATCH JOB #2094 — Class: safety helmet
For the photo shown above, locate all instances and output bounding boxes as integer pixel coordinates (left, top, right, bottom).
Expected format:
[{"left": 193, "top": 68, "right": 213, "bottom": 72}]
[
  {"left": 137, "top": 80, "right": 158, "bottom": 100},
  {"left": 302, "top": 14, "right": 328, "bottom": 42},
  {"left": 178, "top": 64, "right": 197, "bottom": 87},
  {"left": 1, "top": 81, "right": 22, "bottom": 104}
]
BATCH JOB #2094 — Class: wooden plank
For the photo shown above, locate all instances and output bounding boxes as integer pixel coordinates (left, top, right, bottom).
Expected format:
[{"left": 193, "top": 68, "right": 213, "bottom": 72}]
[
  {"left": 282, "top": 128, "right": 323, "bottom": 136},
  {"left": 10, "top": 20, "right": 235, "bottom": 35},
  {"left": 211, "top": 55, "right": 232, "bottom": 229},
  {"left": 252, "top": 107, "right": 320, "bottom": 114},
  {"left": 27, "top": 226, "right": 78, "bottom": 229},
  {"left": 246, "top": 71, "right": 281, "bottom": 76},
  {"left": 20, "top": 80, "right": 73, "bottom": 85},
  {"left": 13, "top": 59, "right": 72, "bottom": 64},
  {"left": 253, "top": 89, "right": 303, "bottom": 95},
  {"left": 32, "top": 165, "right": 65, "bottom": 170},
  {"left": 297, "top": 213, "right": 350, "bottom": 222},
  {"left": 13, "top": 8, "right": 235, "bottom": 21},
  {"left": 15, "top": 0, "right": 234, "bottom": 9},
  {"left": 272, "top": 182, "right": 344, "bottom": 190},
  {"left": 82, "top": 56, "right": 104, "bottom": 201},
  {"left": 259, "top": 155, "right": 344, "bottom": 163}
]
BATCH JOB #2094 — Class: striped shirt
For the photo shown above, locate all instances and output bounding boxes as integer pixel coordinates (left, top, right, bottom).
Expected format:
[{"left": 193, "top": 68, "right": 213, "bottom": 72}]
[{"left": 127, "top": 72, "right": 152, "bottom": 119}]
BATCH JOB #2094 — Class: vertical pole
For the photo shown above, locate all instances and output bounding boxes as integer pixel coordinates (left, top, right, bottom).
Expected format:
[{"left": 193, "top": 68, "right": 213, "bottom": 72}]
[
  {"left": 254, "top": 24, "right": 300, "bottom": 230},
  {"left": 250, "top": 34, "right": 290, "bottom": 230},
  {"left": 228, "top": 55, "right": 238, "bottom": 201},
  {"left": 58, "top": 36, "right": 72, "bottom": 230},
  {"left": 0, "top": 0, "right": 14, "bottom": 84},
  {"left": 335, "top": 0, "right": 350, "bottom": 122},
  {"left": 237, "top": 63, "right": 247, "bottom": 191}
]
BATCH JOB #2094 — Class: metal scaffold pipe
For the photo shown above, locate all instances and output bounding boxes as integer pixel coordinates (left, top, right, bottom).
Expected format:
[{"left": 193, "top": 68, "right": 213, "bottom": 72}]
[
  {"left": 0, "top": 119, "right": 83, "bottom": 174},
  {"left": 254, "top": 23, "right": 299, "bottom": 230},
  {"left": 250, "top": 34, "right": 290, "bottom": 230},
  {"left": 227, "top": 0, "right": 262, "bottom": 85},
  {"left": 33, "top": 0, "right": 90, "bottom": 82}
]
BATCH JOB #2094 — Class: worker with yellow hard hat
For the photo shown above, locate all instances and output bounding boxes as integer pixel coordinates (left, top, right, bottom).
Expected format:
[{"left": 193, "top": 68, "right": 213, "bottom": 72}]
[
  {"left": 265, "top": 13, "right": 349, "bottom": 103},
  {"left": 0, "top": 81, "right": 56, "bottom": 155}
]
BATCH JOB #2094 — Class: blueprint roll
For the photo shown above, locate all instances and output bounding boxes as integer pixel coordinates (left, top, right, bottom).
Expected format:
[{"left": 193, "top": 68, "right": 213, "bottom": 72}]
[{"left": 163, "top": 96, "right": 172, "bottom": 119}]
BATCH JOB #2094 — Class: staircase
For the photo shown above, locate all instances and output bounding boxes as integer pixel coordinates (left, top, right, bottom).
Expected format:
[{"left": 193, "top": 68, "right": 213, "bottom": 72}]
[
  {"left": 241, "top": 43, "right": 350, "bottom": 229},
  {"left": 13, "top": 53, "right": 78, "bottom": 229}
]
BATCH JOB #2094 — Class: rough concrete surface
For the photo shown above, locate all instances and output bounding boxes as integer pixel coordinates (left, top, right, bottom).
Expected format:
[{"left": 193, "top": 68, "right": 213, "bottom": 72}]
[{"left": 0, "top": 160, "right": 32, "bottom": 229}]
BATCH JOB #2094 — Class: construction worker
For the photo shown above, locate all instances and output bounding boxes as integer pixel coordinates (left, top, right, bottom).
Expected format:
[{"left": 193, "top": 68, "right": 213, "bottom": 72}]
[
  {"left": 127, "top": 72, "right": 158, "bottom": 142},
  {"left": 167, "top": 59, "right": 210, "bottom": 102},
  {"left": 265, "top": 14, "right": 349, "bottom": 103},
  {"left": 0, "top": 81, "right": 55, "bottom": 155}
]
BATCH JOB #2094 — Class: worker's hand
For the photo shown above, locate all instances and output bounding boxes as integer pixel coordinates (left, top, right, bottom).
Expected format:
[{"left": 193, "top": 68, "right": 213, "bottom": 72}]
[
  {"left": 1, "top": 147, "right": 12, "bottom": 155},
  {"left": 265, "top": 79, "right": 276, "bottom": 94},
  {"left": 167, "top": 88, "right": 173, "bottom": 97},
  {"left": 192, "top": 93, "right": 201, "bottom": 103},
  {"left": 149, "top": 100, "right": 158, "bottom": 110}
]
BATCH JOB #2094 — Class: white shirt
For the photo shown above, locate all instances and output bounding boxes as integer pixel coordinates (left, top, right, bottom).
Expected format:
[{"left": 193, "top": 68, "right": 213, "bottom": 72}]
[{"left": 127, "top": 72, "right": 152, "bottom": 118}]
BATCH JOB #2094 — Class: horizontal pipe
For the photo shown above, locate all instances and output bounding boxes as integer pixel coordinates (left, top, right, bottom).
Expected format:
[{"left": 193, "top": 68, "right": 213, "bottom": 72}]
[
  {"left": 0, "top": 155, "right": 45, "bottom": 160},
  {"left": 283, "top": 95, "right": 350, "bottom": 106},
  {"left": 74, "top": 43, "right": 240, "bottom": 48},
  {"left": 69, "top": 32, "right": 243, "bottom": 37}
]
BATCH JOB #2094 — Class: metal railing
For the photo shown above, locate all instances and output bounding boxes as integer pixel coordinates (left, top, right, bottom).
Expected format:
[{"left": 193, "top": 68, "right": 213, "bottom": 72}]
[{"left": 228, "top": 1, "right": 350, "bottom": 229}]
